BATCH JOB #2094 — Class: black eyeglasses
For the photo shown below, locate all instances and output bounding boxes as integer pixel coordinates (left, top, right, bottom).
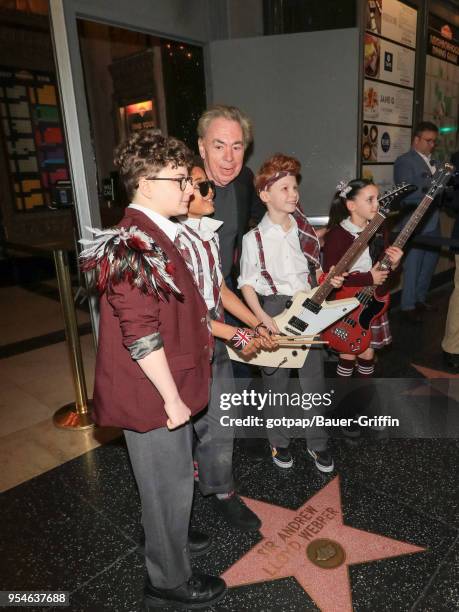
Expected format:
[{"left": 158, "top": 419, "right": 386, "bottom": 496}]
[
  {"left": 420, "top": 137, "right": 437, "bottom": 145},
  {"left": 143, "top": 176, "right": 193, "bottom": 191},
  {"left": 194, "top": 180, "right": 216, "bottom": 199}
]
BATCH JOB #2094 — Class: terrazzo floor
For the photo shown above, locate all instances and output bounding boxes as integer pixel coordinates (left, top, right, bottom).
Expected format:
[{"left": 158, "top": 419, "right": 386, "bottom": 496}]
[{"left": 1, "top": 279, "right": 458, "bottom": 611}]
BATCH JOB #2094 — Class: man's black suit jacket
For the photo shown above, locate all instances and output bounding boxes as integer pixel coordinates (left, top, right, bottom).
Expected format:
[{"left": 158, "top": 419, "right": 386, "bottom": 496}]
[{"left": 224, "top": 165, "right": 265, "bottom": 275}]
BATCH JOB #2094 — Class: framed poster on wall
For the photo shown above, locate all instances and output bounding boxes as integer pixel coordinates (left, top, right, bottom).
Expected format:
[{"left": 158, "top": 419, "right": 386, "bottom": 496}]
[
  {"left": 362, "top": 123, "right": 412, "bottom": 163},
  {"left": 365, "top": 0, "right": 417, "bottom": 48},
  {"left": 363, "top": 79, "right": 413, "bottom": 125},
  {"left": 424, "top": 19, "right": 459, "bottom": 161},
  {"left": 364, "top": 34, "right": 415, "bottom": 87},
  {"left": 362, "top": 0, "right": 418, "bottom": 185}
]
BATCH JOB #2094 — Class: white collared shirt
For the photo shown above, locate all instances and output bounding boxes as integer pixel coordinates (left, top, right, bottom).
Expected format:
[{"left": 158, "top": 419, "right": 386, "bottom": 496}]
[
  {"left": 178, "top": 217, "right": 224, "bottom": 310},
  {"left": 415, "top": 150, "right": 436, "bottom": 175},
  {"left": 178, "top": 215, "right": 223, "bottom": 239},
  {"left": 238, "top": 213, "right": 311, "bottom": 296},
  {"left": 128, "top": 203, "right": 179, "bottom": 242},
  {"left": 340, "top": 217, "right": 373, "bottom": 273}
]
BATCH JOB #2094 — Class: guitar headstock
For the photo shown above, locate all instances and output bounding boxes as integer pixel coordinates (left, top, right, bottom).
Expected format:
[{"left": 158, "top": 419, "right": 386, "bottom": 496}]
[
  {"left": 427, "top": 162, "right": 455, "bottom": 197},
  {"left": 378, "top": 183, "right": 417, "bottom": 216}
]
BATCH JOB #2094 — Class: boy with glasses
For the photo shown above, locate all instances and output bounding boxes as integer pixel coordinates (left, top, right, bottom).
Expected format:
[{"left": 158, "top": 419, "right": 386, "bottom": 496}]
[{"left": 80, "top": 131, "right": 226, "bottom": 609}]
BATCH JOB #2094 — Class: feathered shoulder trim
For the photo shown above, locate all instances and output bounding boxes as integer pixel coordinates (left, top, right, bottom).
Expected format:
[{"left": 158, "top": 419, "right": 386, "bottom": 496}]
[{"left": 79, "top": 226, "right": 182, "bottom": 301}]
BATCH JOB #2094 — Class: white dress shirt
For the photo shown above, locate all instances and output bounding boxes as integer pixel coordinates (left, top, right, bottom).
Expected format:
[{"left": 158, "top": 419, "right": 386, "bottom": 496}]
[
  {"left": 128, "top": 203, "right": 179, "bottom": 242},
  {"left": 340, "top": 217, "right": 373, "bottom": 273},
  {"left": 178, "top": 217, "right": 224, "bottom": 311},
  {"left": 415, "top": 150, "right": 436, "bottom": 175},
  {"left": 238, "top": 213, "right": 312, "bottom": 296}
]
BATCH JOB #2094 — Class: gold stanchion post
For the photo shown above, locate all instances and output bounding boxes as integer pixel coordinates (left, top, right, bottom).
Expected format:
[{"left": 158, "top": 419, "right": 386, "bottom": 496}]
[{"left": 53, "top": 249, "right": 94, "bottom": 430}]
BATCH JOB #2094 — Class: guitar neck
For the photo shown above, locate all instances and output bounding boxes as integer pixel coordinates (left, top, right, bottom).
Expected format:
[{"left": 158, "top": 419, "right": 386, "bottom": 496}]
[
  {"left": 392, "top": 194, "right": 434, "bottom": 250},
  {"left": 378, "top": 194, "right": 434, "bottom": 271},
  {"left": 313, "top": 211, "right": 386, "bottom": 304}
]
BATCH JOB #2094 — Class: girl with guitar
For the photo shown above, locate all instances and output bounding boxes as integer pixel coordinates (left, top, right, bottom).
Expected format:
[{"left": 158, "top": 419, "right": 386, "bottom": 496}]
[{"left": 322, "top": 179, "right": 403, "bottom": 429}]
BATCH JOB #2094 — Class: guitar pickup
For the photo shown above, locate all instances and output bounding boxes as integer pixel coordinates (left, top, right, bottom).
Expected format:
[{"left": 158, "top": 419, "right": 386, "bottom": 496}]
[
  {"left": 302, "top": 298, "right": 322, "bottom": 314},
  {"left": 287, "top": 316, "right": 308, "bottom": 332}
]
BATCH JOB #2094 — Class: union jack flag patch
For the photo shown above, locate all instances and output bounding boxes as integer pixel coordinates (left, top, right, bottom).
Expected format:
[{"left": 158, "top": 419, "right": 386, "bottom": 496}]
[{"left": 230, "top": 327, "right": 254, "bottom": 351}]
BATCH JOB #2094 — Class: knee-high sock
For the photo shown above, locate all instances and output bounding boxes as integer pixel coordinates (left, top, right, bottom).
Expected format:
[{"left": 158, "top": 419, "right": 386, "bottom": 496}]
[
  {"left": 336, "top": 358, "right": 355, "bottom": 419},
  {"left": 356, "top": 356, "right": 375, "bottom": 377},
  {"left": 356, "top": 356, "right": 377, "bottom": 416},
  {"left": 337, "top": 357, "right": 355, "bottom": 377}
]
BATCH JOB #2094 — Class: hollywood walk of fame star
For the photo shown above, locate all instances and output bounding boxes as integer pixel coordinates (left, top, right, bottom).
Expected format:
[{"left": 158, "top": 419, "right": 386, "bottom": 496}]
[
  {"left": 412, "top": 364, "right": 459, "bottom": 380},
  {"left": 222, "top": 476, "right": 425, "bottom": 612},
  {"left": 404, "top": 365, "right": 459, "bottom": 405}
]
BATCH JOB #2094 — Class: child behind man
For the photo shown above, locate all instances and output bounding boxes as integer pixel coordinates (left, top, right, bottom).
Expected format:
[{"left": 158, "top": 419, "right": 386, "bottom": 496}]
[{"left": 178, "top": 161, "right": 275, "bottom": 531}]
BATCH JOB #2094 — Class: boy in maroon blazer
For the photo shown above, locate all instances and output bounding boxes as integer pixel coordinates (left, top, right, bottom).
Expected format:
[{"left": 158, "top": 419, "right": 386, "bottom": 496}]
[{"left": 80, "top": 131, "right": 226, "bottom": 609}]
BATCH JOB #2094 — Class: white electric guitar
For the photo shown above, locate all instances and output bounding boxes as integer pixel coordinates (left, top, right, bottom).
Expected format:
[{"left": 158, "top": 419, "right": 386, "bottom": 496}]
[{"left": 227, "top": 183, "right": 416, "bottom": 369}]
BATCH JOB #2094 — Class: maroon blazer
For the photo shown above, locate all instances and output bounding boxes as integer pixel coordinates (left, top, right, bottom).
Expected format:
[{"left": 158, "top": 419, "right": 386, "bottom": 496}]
[
  {"left": 322, "top": 224, "right": 396, "bottom": 296},
  {"left": 93, "top": 208, "right": 212, "bottom": 432}
]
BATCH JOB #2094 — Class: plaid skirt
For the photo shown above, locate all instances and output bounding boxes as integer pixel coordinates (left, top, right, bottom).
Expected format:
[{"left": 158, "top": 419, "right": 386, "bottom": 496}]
[{"left": 370, "top": 311, "right": 392, "bottom": 349}]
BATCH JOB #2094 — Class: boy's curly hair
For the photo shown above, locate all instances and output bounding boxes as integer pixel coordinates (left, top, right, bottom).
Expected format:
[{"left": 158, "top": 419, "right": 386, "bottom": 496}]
[
  {"left": 254, "top": 153, "right": 301, "bottom": 194},
  {"left": 114, "top": 130, "right": 194, "bottom": 199}
]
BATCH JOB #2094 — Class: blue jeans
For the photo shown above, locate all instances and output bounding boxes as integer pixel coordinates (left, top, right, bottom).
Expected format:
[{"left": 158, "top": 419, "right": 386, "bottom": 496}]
[{"left": 401, "top": 231, "right": 440, "bottom": 311}]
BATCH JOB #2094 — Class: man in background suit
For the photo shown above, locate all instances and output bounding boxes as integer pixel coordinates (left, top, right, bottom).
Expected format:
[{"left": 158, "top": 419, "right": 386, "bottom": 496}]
[
  {"left": 197, "top": 105, "right": 264, "bottom": 283},
  {"left": 394, "top": 121, "right": 440, "bottom": 323}
]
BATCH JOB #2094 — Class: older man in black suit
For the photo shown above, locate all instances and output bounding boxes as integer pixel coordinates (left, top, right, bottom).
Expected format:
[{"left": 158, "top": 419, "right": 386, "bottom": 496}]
[
  {"left": 195, "top": 105, "right": 266, "bottom": 525},
  {"left": 197, "top": 105, "right": 264, "bottom": 282}
]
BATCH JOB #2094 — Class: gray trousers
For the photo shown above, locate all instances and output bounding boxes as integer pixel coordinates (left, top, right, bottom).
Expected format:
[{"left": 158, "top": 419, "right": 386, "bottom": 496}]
[
  {"left": 194, "top": 339, "right": 235, "bottom": 495},
  {"left": 260, "top": 294, "right": 328, "bottom": 451},
  {"left": 124, "top": 424, "right": 194, "bottom": 589}
]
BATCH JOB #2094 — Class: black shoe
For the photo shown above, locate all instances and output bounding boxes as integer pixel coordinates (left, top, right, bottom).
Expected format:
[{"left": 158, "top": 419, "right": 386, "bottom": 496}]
[
  {"left": 189, "top": 529, "right": 212, "bottom": 557},
  {"left": 307, "top": 449, "right": 335, "bottom": 473},
  {"left": 212, "top": 493, "right": 261, "bottom": 532},
  {"left": 443, "top": 351, "right": 459, "bottom": 372},
  {"left": 239, "top": 438, "right": 267, "bottom": 462},
  {"left": 416, "top": 301, "right": 437, "bottom": 312},
  {"left": 401, "top": 309, "right": 422, "bottom": 324},
  {"left": 144, "top": 572, "right": 226, "bottom": 609},
  {"left": 271, "top": 446, "right": 293, "bottom": 468},
  {"left": 341, "top": 420, "right": 361, "bottom": 438}
]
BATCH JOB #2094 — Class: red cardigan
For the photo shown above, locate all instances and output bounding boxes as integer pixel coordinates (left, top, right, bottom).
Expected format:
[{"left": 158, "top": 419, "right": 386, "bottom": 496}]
[
  {"left": 322, "top": 224, "right": 394, "bottom": 295},
  {"left": 93, "top": 209, "right": 212, "bottom": 432}
]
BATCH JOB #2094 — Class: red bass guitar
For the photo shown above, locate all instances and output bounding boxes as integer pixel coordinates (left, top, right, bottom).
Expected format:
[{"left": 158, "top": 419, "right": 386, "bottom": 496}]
[{"left": 322, "top": 162, "right": 454, "bottom": 355}]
